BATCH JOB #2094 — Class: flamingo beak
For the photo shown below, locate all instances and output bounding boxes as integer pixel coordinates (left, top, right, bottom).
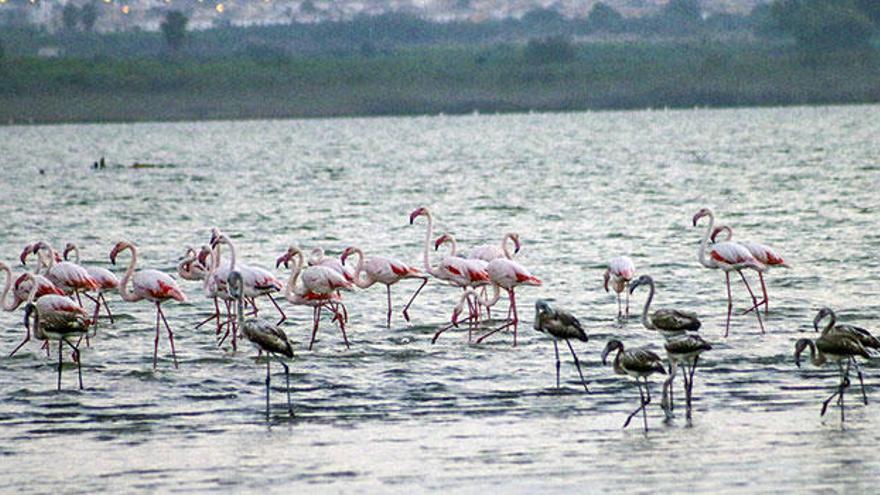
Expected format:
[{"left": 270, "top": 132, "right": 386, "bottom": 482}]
[
  {"left": 109, "top": 243, "right": 122, "bottom": 264},
  {"left": 603, "top": 271, "right": 610, "bottom": 292},
  {"left": 19, "top": 248, "right": 29, "bottom": 265},
  {"left": 409, "top": 207, "right": 425, "bottom": 225},
  {"left": 341, "top": 248, "right": 352, "bottom": 266},
  {"left": 275, "top": 254, "right": 289, "bottom": 269},
  {"left": 434, "top": 236, "right": 445, "bottom": 251}
]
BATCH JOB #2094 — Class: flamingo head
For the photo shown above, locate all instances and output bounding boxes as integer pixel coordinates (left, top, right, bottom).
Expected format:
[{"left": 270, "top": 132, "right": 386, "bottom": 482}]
[
  {"left": 210, "top": 233, "right": 230, "bottom": 249},
  {"left": 340, "top": 247, "right": 357, "bottom": 266},
  {"left": 534, "top": 300, "right": 553, "bottom": 331},
  {"left": 710, "top": 225, "right": 732, "bottom": 243},
  {"left": 63, "top": 243, "right": 76, "bottom": 261},
  {"left": 692, "top": 208, "right": 712, "bottom": 227},
  {"left": 109, "top": 241, "right": 131, "bottom": 265},
  {"left": 23, "top": 302, "right": 37, "bottom": 329},
  {"left": 794, "top": 338, "right": 812, "bottom": 368},
  {"left": 603, "top": 270, "right": 610, "bottom": 292},
  {"left": 451, "top": 303, "right": 465, "bottom": 327},
  {"left": 813, "top": 307, "right": 834, "bottom": 332},
  {"left": 308, "top": 247, "right": 325, "bottom": 266},
  {"left": 196, "top": 245, "right": 213, "bottom": 267},
  {"left": 209, "top": 227, "right": 222, "bottom": 246},
  {"left": 275, "top": 246, "right": 301, "bottom": 269},
  {"left": 434, "top": 234, "right": 452, "bottom": 251},
  {"left": 601, "top": 339, "right": 623, "bottom": 366},
  {"left": 19, "top": 244, "right": 32, "bottom": 265},
  {"left": 227, "top": 270, "right": 244, "bottom": 300},
  {"left": 628, "top": 274, "right": 653, "bottom": 295},
  {"left": 510, "top": 233, "right": 521, "bottom": 254},
  {"left": 409, "top": 207, "right": 429, "bottom": 225}
]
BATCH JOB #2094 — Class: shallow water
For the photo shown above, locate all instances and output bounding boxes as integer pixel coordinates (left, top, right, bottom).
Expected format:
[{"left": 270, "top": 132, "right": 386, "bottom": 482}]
[{"left": 1, "top": 105, "right": 880, "bottom": 493}]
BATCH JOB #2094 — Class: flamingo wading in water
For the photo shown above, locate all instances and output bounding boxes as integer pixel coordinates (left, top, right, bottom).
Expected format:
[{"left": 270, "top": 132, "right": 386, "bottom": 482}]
[
  {"left": 110, "top": 241, "right": 187, "bottom": 369},
  {"left": 341, "top": 246, "right": 428, "bottom": 328},
  {"left": 533, "top": 300, "right": 589, "bottom": 392},
  {"left": 604, "top": 256, "right": 635, "bottom": 319},
  {"left": 711, "top": 225, "right": 789, "bottom": 315},
  {"left": 795, "top": 332, "right": 870, "bottom": 423},
  {"left": 693, "top": 208, "right": 765, "bottom": 337},
  {"left": 601, "top": 339, "right": 667, "bottom": 432},
  {"left": 813, "top": 307, "right": 879, "bottom": 405},
  {"left": 63, "top": 243, "right": 119, "bottom": 328}
]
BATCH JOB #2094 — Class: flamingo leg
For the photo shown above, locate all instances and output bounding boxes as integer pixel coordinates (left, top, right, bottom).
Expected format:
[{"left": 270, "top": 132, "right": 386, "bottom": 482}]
[
  {"left": 195, "top": 297, "right": 220, "bottom": 331},
  {"left": 153, "top": 307, "right": 161, "bottom": 369},
  {"left": 475, "top": 289, "right": 518, "bottom": 345},
  {"left": 265, "top": 356, "right": 271, "bottom": 419},
  {"left": 624, "top": 379, "right": 650, "bottom": 432},
  {"left": 553, "top": 340, "right": 561, "bottom": 388},
  {"left": 617, "top": 292, "right": 622, "bottom": 318},
  {"left": 308, "top": 306, "right": 322, "bottom": 351},
  {"left": 386, "top": 284, "right": 393, "bottom": 328},
  {"left": 759, "top": 272, "right": 768, "bottom": 315},
  {"left": 737, "top": 271, "right": 765, "bottom": 333},
  {"left": 158, "top": 304, "right": 179, "bottom": 369},
  {"left": 8, "top": 325, "right": 31, "bottom": 358},
  {"left": 642, "top": 377, "right": 652, "bottom": 432},
  {"left": 401, "top": 277, "right": 428, "bottom": 323},
  {"left": 625, "top": 285, "right": 630, "bottom": 318},
  {"left": 687, "top": 357, "right": 699, "bottom": 419},
  {"left": 849, "top": 357, "right": 868, "bottom": 405},
  {"left": 565, "top": 339, "right": 589, "bottom": 393},
  {"left": 276, "top": 356, "right": 294, "bottom": 417},
  {"left": 724, "top": 272, "right": 733, "bottom": 337},
  {"left": 57, "top": 338, "right": 64, "bottom": 391},
  {"left": 431, "top": 313, "right": 475, "bottom": 344},
  {"left": 661, "top": 363, "right": 676, "bottom": 418},
  {"left": 64, "top": 339, "right": 83, "bottom": 390},
  {"left": 100, "top": 293, "right": 115, "bottom": 324},
  {"left": 267, "top": 294, "right": 286, "bottom": 326},
  {"left": 336, "top": 304, "right": 351, "bottom": 349},
  {"left": 821, "top": 361, "right": 851, "bottom": 418}
]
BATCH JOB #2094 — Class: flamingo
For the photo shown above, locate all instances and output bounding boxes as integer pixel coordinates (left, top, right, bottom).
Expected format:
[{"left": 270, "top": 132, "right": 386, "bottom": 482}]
[
  {"left": 63, "top": 243, "right": 119, "bottom": 328},
  {"left": 20, "top": 273, "right": 91, "bottom": 390},
  {"left": 177, "top": 246, "right": 209, "bottom": 282},
  {"left": 813, "top": 307, "right": 879, "bottom": 405},
  {"left": 29, "top": 241, "right": 100, "bottom": 307},
  {"left": 533, "top": 300, "right": 589, "bottom": 392},
  {"left": 308, "top": 248, "right": 354, "bottom": 283},
  {"left": 473, "top": 251, "right": 542, "bottom": 346},
  {"left": 197, "top": 244, "right": 236, "bottom": 338},
  {"left": 711, "top": 225, "right": 789, "bottom": 315},
  {"left": 276, "top": 246, "right": 352, "bottom": 350},
  {"left": 660, "top": 334, "right": 712, "bottom": 420},
  {"left": 340, "top": 246, "right": 428, "bottom": 328},
  {"left": 1, "top": 261, "right": 65, "bottom": 356},
  {"left": 212, "top": 233, "right": 286, "bottom": 328},
  {"left": 601, "top": 339, "right": 667, "bottom": 432},
  {"left": 467, "top": 232, "right": 521, "bottom": 262},
  {"left": 110, "top": 241, "right": 187, "bottom": 369},
  {"left": 228, "top": 270, "right": 294, "bottom": 419},
  {"left": 409, "top": 207, "right": 490, "bottom": 342},
  {"left": 628, "top": 275, "right": 701, "bottom": 337},
  {"left": 693, "top": 208, "right": 766, "bottom": 336},
  {"left": 604, "top": 256, "right": 636, "bottom": 319},
  {"left": 434, "top": 232, "right": 496, "bottom": 320},
  {"left": 795, "top": 333, "right": 871, "bottom": 423}
]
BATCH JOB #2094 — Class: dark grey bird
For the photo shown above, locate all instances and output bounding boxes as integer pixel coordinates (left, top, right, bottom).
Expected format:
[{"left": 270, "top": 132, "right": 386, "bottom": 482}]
[
  {"left": 601, "top": 339, "right": 666, "bottom": 432},
  {"left": 533, "top": 300, "right": 589, "bottom": 393},
  {"left": 228, "top": 271, "right": 295, "bottom": 419},
  {"left": 24, "top": 300, "right": 90, "bottom": 391},
  {"left": 628, "top": 275, "right": 701, "bottom": 337},
  {"left": 813, "top": 307, "right": 878, "bottom": 406},
  {"left": 795, "top": 332, "right": 870, "bottom": 423},
  {"left": 661, "top": 334, "right": 712, "bottom": 419}
]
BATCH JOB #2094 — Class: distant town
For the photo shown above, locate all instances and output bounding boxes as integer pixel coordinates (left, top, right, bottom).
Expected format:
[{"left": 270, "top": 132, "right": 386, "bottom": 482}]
[{"left": 1, "top": 0, "right": 767, "bottom": 32}]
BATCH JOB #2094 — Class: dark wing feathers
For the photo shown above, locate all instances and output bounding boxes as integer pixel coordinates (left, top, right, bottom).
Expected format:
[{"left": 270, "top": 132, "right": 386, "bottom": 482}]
[
  {"left": 816, "top": 333, "right": 870, "bottom": 360},
  {"left": 833, "top": 324, "right": 880, "bottom": 351},
  {"left": 665, "top": 334, "right": 712, "bottom": 355},
  {"left": 242, "top": 318, "right": 294, "bottom": 358},
  {"left": 652, "top": 309, "right": 701, "bottom": 332},
  {"left": 622, "top": 348, "right": 666, "bottom": 374}
]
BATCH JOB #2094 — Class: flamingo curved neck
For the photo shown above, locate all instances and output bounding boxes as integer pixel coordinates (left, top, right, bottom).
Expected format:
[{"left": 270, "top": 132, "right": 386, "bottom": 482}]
[
  {"left": 235, "top": 282, "right": 246, "bottom": 330},
  {"left": 807, "top": 341, "right": 824, "bottom": 366},
  {"left": 419, "top": 211, "right": 440, "bottom": 276},
  {"left": 284, "top": 252, "right": 305, "bottom": 299},
  {"left": 501, "top": 234, "right": 515, "bottom": 259},
  {"left": 640, "top": 280, "right": 656, "bottom": 330},
  {"left": 69, "top": 245, "right": 81, "bottom": 264},
  {"left": 697, "top": 211, "right": 716, "bottom": 269},
  {"left": 347, "top": 248, "right": 375, "bottom": 289},
  {"left": 820, "top": 311, "right": 836, "bottom": 335},
  {"left": 612, "top": 348, "right": 625, "bottom": 375},
  {"left": 0, "top": 264, "right": 15, "bottom": 311},
  {"left": 117, "top": 245, "right": 140, "bottom": 302}
]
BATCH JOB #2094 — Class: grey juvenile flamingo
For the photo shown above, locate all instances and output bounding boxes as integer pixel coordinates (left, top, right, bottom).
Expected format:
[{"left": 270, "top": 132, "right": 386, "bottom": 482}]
[
  {"left": 795, "top": 332, "right": 870, "bottom": 423},
  {"left": 813, "top": 307, "right": 879, "bottom": 405},
  {"left": 601, "top": 339, "right": 666, "bottom": 432},
  {"left": 533, "top": 300, "right": 589, "bottom": 392}
]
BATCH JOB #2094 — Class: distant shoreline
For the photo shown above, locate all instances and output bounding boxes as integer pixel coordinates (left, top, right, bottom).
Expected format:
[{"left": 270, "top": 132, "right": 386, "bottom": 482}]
[{"left": 2, "top": 43, "right": 878, "bottom": 126}]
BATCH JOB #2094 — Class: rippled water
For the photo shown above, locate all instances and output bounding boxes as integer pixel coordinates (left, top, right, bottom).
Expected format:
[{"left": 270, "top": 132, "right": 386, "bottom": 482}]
[{"left": 1, "top": 105, "right": 880, "bottom": 493}]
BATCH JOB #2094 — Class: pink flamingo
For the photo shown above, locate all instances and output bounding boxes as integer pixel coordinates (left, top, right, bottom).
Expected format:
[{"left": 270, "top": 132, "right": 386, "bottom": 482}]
[
  {"left": 340, "top": 246, "right": 428, "bottom": 328},
  {"left": 473, "top": 252, "right": 542, "bottom": 346},
  {"left": 63, "top": 243, "right": 119, "bottom": 327},
  {"left": 20, "top": 274, "right": 91, "bottom": 390},
  {"left": 434, "top": 233, "right": 497, "bottom": 321},
  {"left": 177, "top": 247, "right": 209, "bottom": 282},
  {"left": 467, "top": 233, "right": 521, "bottom": 262},
  {"left": 110, "top": 241, "right": 187, "bottom": 369},
  {"left": 408, "top": 207, "right": 490, "bottom": 342},
  {"left": 1, "top": 261, "right": 65, "bottom": 356},
  {"left": 211, "top": 234, "right": 286, "bottom": 348},
  {"left": 28, "top": 241, "right": 100, "bottom": 307},
  {"left": 276, "top": 246, "right": 352, "bottom": 350},
  {"left": 196, "top": 244, "right": 234, "bottom": 336},
  {"left": 306, "top": 247, "right": 353, "bottom": 324},
  {"left": 604, "top": 256, "right": 636, "bottom": 319},
  {"left": 693, "top": 208, "right": 766, "bottom": 337},
  {"left": 711, "top": 225, "right": 789, "bottom": 315}
]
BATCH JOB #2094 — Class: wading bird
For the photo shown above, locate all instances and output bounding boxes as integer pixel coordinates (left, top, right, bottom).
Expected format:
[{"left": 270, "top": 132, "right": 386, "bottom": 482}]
[
  {"left": 813, "top": 307, "right": 879, "bottom": 405},
  {"left": 467, "top": 232, "right": 521, "bottom": 262},
  {"left": 628, "top": 275, "right": 701, "bottom": 338},
  {"left": 602, "top": 339, "right": 666, "bottom": 432},
  {"left": 693, "top": 208, "right": 765, "bottom": 336},
  {"left": 228, "top": 271, "right": 294, "bottom": 419},
  {"left": 795, "top": 333, "right": 870, "bottom": 423},
  {"left": 341, "top": 246, "right": 428, "bottom": 328},
  {"left": 63, "top": 243, "right": 119, "bottom": 328},
  {"left": 711, "top": 225, "right": 789, "bottom": 315},
  {"left": 533, "top": 300, "right": 589, "bottom": 392},
  {"left": 28, "top": 241, "right": 100, "bottom": 307},
  {"left": 604, "top": 256, "right": 635, "bottom": 319},
  {"left": 110, "top": 241, "right": 187, "bottom": 369},
  {"left": 1, "top": 261, "right": 65, "bottom": 356},
  {"left": 661, "top": 334, "right": 712, "bottom": 419}
]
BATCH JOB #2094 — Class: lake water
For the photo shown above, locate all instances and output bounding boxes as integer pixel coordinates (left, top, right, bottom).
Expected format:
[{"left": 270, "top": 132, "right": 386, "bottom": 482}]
[{"left": 1, "top": 105, "right": 879, "bottom": 493}]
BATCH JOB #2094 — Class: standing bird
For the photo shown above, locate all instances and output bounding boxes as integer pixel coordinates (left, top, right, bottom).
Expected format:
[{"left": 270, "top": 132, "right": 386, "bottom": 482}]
[
  {"left": 814, "top": 307, "right": 879, "bottom": 405},
  {"left": 63, "top": 243, "right": 119, "bottom": 328},
  {"left": 604, "top": 256, "right": 636, "bottom": 319},
  {"left": 228, "top": 271, "right": 294, "bottom": 419},
  {"left": 601, "top": 339, "right": 666, "bottom": 432},
  {"left": 341, "top": 246, "right": 428, "bottom": 328},
  {"left": 711, "top": 225, "right": 789, "bottom": 315},
  {"left": 467, "top": 232, "right": 521, "bottom": 262},
  {"left": 212, "top": 234, "right": 286, "bottom": 329},
  {"left": 28, "top": 241, "right": 100, "bottom": 307},
  {"left": 276, "top": 246, "right": 351, "bottom": 350},
  {"left": 110, "top": 241, "right": 187, "bottom": 369},
  {"left": 661, "top": 334, "right": 712, "bottom": 419},
  {"left": 2, "top": 261, "right": 66, "bottom": 357},
  {"left": 693, "top": 208, "right": 766, "bottom": 336},
  {"left": 795, "top": 333, "right": 871, "bottom": 423},
  {"left": 629, "top": 275, "right": 701, "bottom": 338},
  {"left": 20, "top": 274, "right": 91, "bottom": 390},
  {"left": 533, "top": 300, "right": 589, "bottom": 392},
  {"left": 473, "top": 255, "right": 542, "bottom": 346}
]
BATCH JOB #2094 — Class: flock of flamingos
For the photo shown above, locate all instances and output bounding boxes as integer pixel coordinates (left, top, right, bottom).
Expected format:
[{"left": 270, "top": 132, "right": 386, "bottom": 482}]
[{"left": 1, "top": 206, "right": 876, "bottom": 430}]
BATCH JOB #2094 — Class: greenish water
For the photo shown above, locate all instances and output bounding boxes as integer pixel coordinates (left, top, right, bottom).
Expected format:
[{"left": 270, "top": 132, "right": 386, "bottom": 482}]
[{"left": 0, "top": 105, "right": 879, "bottom": 493}]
